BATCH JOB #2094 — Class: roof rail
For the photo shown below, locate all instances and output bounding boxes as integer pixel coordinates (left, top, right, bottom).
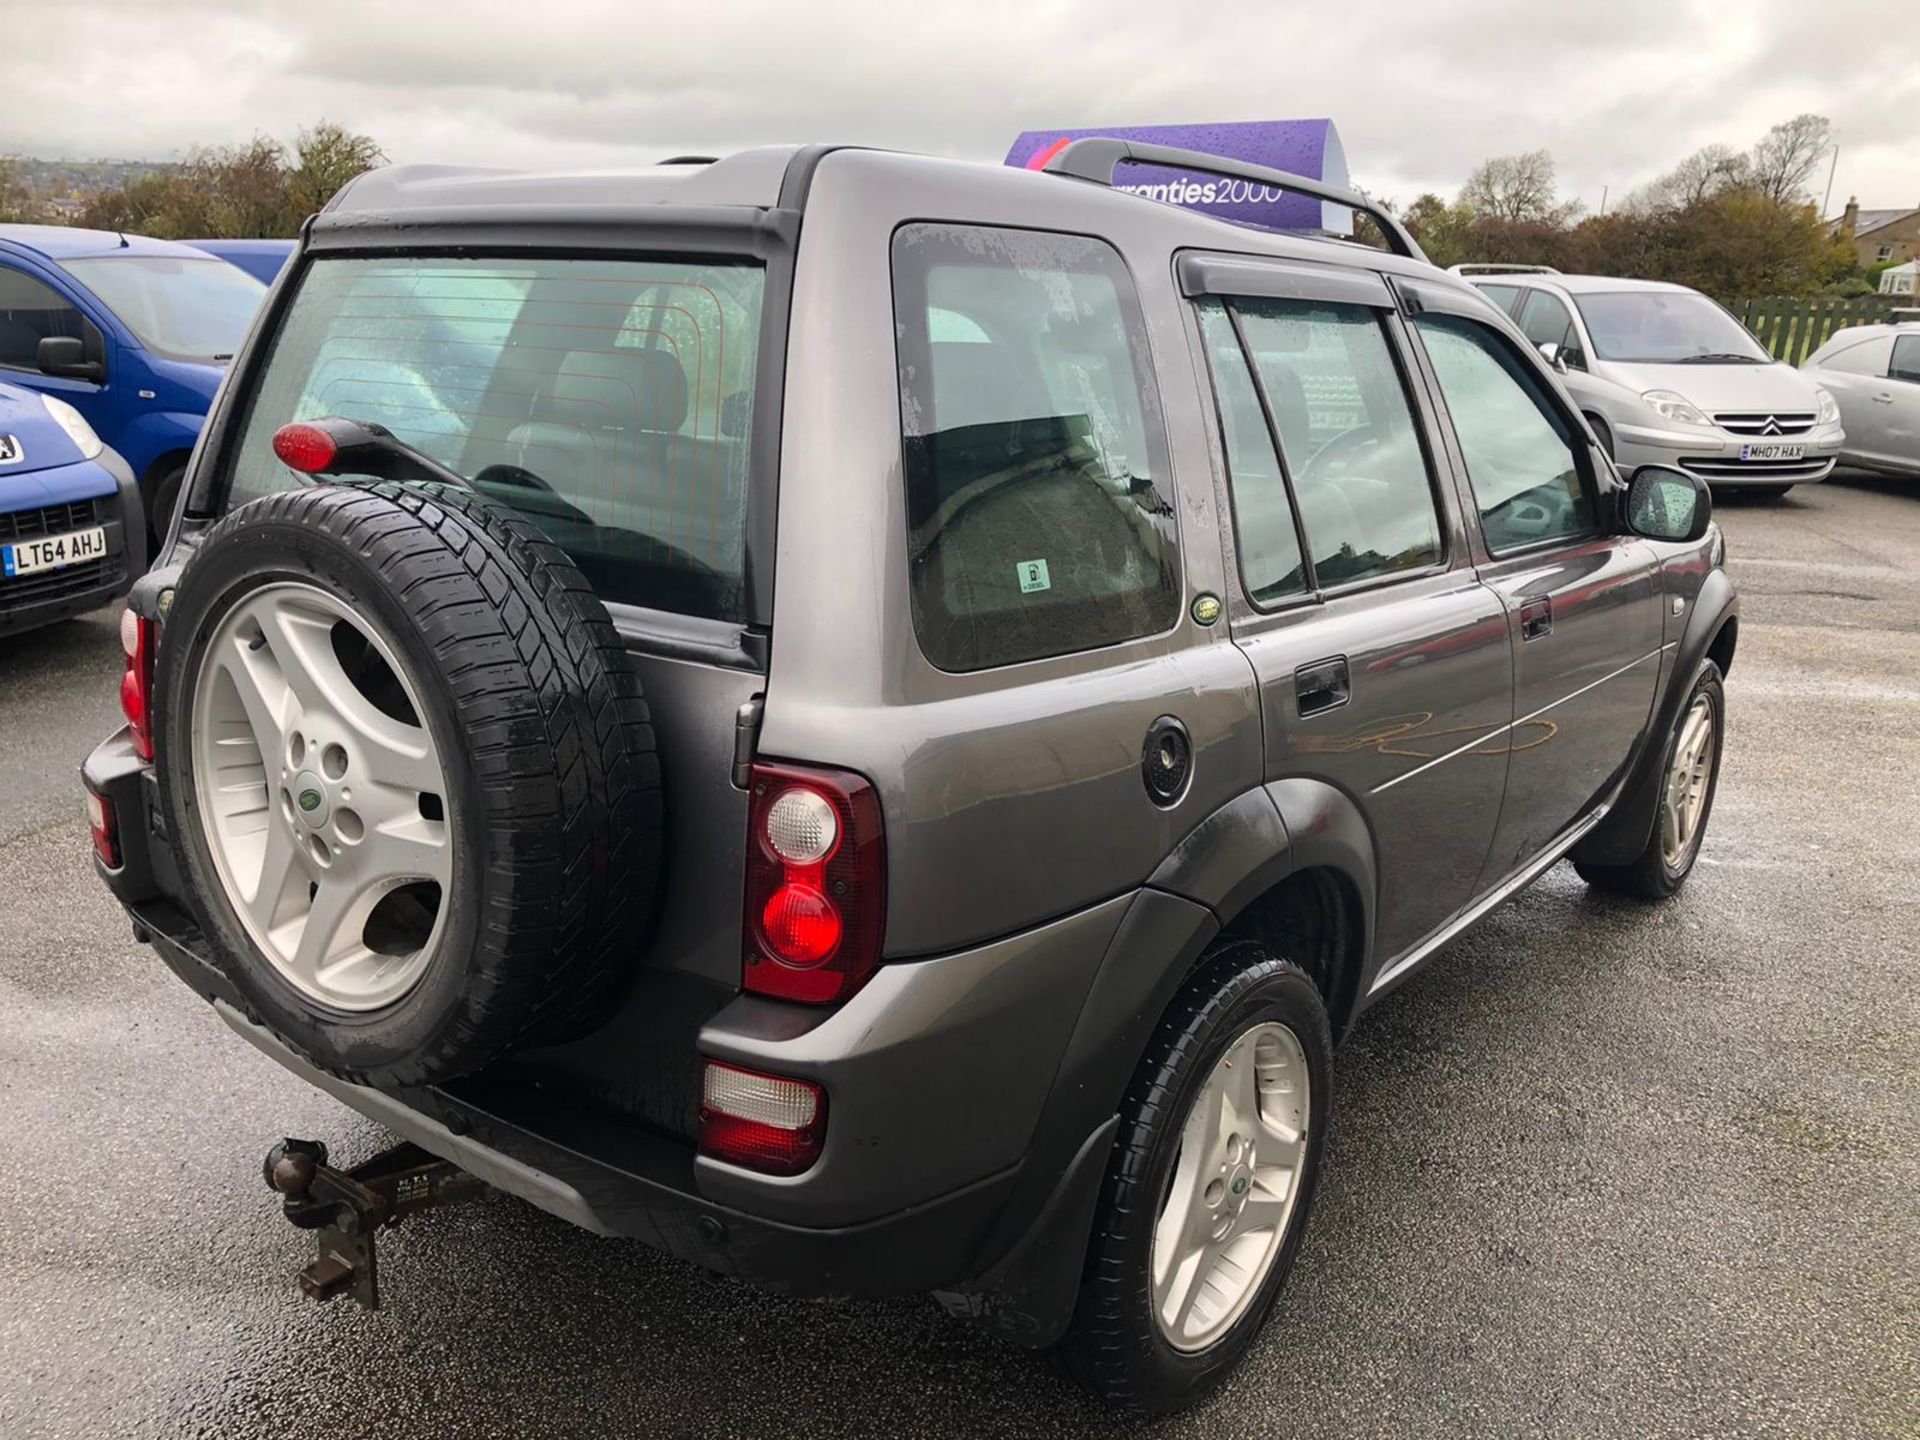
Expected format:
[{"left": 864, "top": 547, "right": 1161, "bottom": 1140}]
[
  {"left": 1040, "top": 138, "right": 1427, "bottom": 264},
  {"left": 1447, "top": 263, "right": 1562, "bottom": 276}
]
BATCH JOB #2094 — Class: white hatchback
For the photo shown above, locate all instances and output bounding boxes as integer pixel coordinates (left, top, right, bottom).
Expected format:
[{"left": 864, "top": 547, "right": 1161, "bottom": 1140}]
[{"left": 1458, "top": 267, "right": 1845, "bottom": 497}]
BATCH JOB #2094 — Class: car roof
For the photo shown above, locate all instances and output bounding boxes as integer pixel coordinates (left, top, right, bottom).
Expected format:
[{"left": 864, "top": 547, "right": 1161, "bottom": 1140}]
[
  {"left": 1470, "top": 271, "right": 1700, "bottom": 298},
  {"left": 181, "top": 238, "right": 295, "bottom": 253},
  {"left": 320, "top": 144, "right": 1477, "bottom": 298},
  {"left": 0, "top": 223, "right": 224, "bottom": 262}
]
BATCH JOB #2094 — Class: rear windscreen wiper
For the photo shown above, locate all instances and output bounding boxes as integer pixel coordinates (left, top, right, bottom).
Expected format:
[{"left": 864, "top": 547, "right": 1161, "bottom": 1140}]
[{"left": 270, "top": 417, "right": 476, "bottom": 490}]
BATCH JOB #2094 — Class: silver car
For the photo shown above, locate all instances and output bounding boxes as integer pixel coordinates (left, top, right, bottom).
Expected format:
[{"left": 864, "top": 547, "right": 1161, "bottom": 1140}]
[
  {"left": 1458, "top": 266, "right": 1844, "bottom": 496},
  {"left": 1799, "top": 320, "right": 1920, "bottom": 478}
]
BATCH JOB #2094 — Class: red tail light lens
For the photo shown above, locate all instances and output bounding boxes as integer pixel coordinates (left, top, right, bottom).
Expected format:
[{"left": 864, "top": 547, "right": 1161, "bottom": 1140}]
[
  {"left": 84, "top": 786, "right": 120, "bottom": 869},
  {"left": 119, "top": 606, "right": 156, "bottom": 761},
  {"left": 743, "top": 761, "right": 885, "bottom": 1004},
  {"left": 271, "top": 421, "right": 338, "bottom": 474},
  {"left": 698, "top": 1061, "right": 826, "bottom": 1175}
]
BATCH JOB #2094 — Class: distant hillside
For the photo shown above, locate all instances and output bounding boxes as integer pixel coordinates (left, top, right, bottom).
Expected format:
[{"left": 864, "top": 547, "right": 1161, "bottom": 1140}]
[{"left": 5, "top": 156, "right": 175, "bottom": 221}]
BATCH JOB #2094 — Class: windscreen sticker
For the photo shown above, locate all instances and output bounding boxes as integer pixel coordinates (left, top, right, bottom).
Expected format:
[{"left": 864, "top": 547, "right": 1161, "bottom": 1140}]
[{"left": 1017, "top": 559, "right": 1052, "bottom": 594}]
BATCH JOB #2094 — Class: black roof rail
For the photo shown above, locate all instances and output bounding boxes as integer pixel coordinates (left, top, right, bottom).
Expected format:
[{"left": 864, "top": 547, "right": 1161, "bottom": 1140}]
[{"left": 1041, "top": 138, "right": 1427, "bottom": 264}]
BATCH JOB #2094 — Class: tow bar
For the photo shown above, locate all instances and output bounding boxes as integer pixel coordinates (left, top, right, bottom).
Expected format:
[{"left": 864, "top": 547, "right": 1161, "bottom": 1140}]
[{"left": 263, "top": 1138, "right": 489, "bottom": 1309}]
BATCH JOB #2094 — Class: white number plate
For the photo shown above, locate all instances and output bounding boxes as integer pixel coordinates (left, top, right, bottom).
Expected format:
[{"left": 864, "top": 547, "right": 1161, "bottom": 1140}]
[
  {"left": 1739, "top": 442, "right": 1804, "bottom": 461},
  {"left": 2, "top": 526, "right": 108, "bottom": 578}
]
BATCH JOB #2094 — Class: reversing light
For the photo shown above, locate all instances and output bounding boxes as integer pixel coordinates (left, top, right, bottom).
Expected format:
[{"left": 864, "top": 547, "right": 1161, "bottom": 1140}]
[
  {"left": 271, "top": 421, "right": 338, "bottom": 474},
  {"left": 119, "top": 607, "right": 156, "bottom": 761},
  {"left": 698, "top": 1061, "right": 826, "bottom": 1175}
]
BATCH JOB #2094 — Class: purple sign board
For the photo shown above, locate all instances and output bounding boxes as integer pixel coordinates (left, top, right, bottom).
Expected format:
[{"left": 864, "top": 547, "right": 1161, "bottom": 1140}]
[{"left": 1005, "top": 119, "right": 1351, "bottom": 235}]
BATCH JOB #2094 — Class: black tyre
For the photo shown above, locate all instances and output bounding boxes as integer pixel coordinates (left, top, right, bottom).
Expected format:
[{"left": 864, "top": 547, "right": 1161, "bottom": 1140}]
[
  {"left": 147, "top": 462, "right": 186, "bottom": 555},
  {"left": 1576, "top": 658, "right": 1723, "bottom": 901},
  {"left": 1585, "top": 413, "right": 1615, "bottom": 462},
  {"left": 154, "top": 482, "right": 662, "bottom": 1087},
  {"left": 1056, "top": 940, "right": 1332, "bottom": 1414}
]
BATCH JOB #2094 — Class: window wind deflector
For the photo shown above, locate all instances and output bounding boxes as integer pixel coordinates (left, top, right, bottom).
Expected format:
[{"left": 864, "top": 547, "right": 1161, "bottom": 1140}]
[{"left": 1178, "top": 253, "right": 1394, "bottom": 308}]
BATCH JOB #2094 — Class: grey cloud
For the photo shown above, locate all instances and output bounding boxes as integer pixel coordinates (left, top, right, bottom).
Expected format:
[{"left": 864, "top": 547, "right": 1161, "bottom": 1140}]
[{"left": 6, "top": 0, "right": 1916, "bottom": 211}]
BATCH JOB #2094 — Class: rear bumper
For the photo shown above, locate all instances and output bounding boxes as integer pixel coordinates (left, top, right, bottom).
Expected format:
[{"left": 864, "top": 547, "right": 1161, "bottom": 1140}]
[
  {"left": 0, "top": 452, "right": 144, "bottom": 633},
  {"left": 83, "top": 726, "right": 1151, "bottom": 1324}
]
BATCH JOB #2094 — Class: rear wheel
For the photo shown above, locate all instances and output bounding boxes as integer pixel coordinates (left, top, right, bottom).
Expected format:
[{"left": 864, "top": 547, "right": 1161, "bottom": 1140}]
[
  {"left": 1576, "top": 659, "right": 1723, "bottom": 900},
  {"left": 1055, "top": 941, "right": 1331, "bottom": 1414}
]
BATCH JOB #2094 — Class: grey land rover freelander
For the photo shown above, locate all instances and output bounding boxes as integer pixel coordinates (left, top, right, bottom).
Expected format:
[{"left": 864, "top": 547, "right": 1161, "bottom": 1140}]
[{"left": 82, "top": 141, "right": 1736, "bottom": 1414}]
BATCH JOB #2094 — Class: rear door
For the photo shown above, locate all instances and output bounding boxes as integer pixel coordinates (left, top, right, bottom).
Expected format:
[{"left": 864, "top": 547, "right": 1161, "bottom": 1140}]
[
  {"left": 1182, "top": 254, "right": 1513, "bottom": 962},
  {"left": 1401, "top": 281, "right": 1662, "bottom": 882},
  {"left": 1880, "top": 334, "right": 1920, "bottom": 466}
]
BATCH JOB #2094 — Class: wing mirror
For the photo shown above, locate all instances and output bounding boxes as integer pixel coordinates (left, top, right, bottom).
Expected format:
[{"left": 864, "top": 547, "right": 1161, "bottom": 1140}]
[
  {"left": 1536, "top": 340, "right": 1566, "bottom": 373},
  {"left": 1624, "top": 465, "right": 1712, "bottom": 543},
  {"left": 37, "top": 336, "right": 103, "bottom": 383}
]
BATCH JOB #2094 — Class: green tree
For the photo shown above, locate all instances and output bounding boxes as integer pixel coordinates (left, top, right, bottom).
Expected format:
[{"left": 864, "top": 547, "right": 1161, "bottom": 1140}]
[{"left": 289, "top": 122, "right": 386, "bottom": 216}]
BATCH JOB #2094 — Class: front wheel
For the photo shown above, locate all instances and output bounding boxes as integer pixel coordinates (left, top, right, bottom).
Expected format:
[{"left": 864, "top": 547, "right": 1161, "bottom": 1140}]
[
  {"left": 146, "top": 463, "right": 186, "bottom": 556},
  {"left": 1576, "top": 658, "right": 1724, "bottom": 900},
  {"left": 1055, "top": 941, "right": 1332, "bottom": 1414}
]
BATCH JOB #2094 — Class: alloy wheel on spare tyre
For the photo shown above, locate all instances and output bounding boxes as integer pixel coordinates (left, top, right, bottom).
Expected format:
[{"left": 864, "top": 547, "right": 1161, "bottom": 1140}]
[
  {"left": 154, "top": 481, "right": 663, "bottom": 1088},
  {"left": 191, "top": 580, "right": 453, "bottom": 1012}
]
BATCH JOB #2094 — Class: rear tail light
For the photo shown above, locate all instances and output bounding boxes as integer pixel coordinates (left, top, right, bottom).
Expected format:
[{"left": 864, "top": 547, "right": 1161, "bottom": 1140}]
[
  {"left": 743, "top": 761, "right": 885, "bottom": 1004},
  {"left": 119, "top": 606, "right": 156, "bottom": 761},
  {"left": 698, "top": 1061, "right": 826, "bottom": 1175},
  {"left": 84, "top": 786, "right": 120, "bottom": 868}
]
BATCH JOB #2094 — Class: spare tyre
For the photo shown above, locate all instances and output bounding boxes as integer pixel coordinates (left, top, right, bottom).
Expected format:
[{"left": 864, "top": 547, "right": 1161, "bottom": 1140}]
[{"left": 153, "top": 481, "right": 663, "bottom": 1088}]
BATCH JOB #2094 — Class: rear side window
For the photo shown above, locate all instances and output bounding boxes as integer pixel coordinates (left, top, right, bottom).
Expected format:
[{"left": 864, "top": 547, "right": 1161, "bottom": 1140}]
[
  {"left": 891, "top": 223, "right": 1178, "bottom": 672},
  {"left": 227, "top": 256, "right": 764, "bottom": 622}
]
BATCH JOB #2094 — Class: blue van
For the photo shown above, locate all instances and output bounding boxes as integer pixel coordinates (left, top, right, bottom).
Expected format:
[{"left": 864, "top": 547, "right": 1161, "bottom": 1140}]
[
  {"left": 0, "top": 379, "right": 143, "bottom": 634},
  {"left": 182, "top": 238, "right": 296, "bottom": 285},
  {"left": 0, "top": 226, "right": 266, "bottom": 550}
]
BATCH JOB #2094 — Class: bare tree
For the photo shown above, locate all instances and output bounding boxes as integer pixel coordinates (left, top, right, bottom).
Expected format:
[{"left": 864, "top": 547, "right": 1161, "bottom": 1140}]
[
  {"left": 1459, "top": 150, "right": 1578, "bottom": 225},
  {"left": 1748, "top": 113, "right": 1831, "bottom": 205},
  {"left": 1628, "top": 143, "right": 1752, "bottom": 213}
]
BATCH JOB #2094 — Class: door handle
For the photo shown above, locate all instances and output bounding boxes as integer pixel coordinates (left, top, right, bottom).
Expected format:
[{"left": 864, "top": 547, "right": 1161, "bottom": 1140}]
[
  {"left": 1872, "top": 393, "right": 1895, "bottom": 404},
  {"left": 1294, "top": 656, "right": 1350, "bottom": 717},
  {"left": 1520, "top": 597, "right": 1553, "bottom": 641}
]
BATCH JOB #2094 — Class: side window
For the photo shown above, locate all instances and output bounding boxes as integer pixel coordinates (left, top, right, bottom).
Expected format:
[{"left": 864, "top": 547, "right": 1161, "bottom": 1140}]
[
  {"left": 1195, "top": 300, "right": 1308, "bottom": 602},
  {"left": 1232, "top": 297, "right": 1443, "bottom": 589},
  {"left": 1414, "top": 315, "right": 1597, "bottom": 555},
  {"left": 892, "top": 224, "right": 1178, "bottom": 672},
  {"left": 1816, "top": 336, "right": 1893, "bottom": 376},
  {"left": 1478, "top": 283, "right": 1522, "bottom": 316},
  {"left": 1517, "top": 290, "right": 1586, "bottom": 370},
  {"left": 0, "top": 266, "right": 87, "bottom": 371},
  {"left": 1890, "top": 334, "right": 1920, "bottom": 384}
]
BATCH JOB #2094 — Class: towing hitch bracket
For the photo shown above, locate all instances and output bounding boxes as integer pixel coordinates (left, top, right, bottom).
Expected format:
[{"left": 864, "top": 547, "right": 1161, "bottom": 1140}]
[{"left": 263, "top": 1137, "right": 488, "bottom": 1309}]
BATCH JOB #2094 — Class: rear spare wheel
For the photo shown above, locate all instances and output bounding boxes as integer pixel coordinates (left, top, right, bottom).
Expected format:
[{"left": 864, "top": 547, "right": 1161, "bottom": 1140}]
[{"left": 153, "top": 482, "right": 662, "bottom": 1087}]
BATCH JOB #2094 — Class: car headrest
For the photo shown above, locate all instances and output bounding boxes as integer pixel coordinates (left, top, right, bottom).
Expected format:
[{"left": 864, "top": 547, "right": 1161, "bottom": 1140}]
[{"left": 531, "top": 348, "right": 688, "bottom": 434}]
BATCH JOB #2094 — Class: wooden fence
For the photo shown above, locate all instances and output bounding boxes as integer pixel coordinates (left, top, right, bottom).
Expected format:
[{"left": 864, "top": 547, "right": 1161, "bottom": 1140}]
[{"left": 1732, "top": 296, "right": 1912, "bottom": 364}]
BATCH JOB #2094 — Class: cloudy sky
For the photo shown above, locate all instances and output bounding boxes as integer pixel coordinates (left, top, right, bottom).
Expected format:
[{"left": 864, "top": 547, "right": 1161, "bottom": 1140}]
[{"left": 9, "top": 0, "right": 1917, "bottom": 216}]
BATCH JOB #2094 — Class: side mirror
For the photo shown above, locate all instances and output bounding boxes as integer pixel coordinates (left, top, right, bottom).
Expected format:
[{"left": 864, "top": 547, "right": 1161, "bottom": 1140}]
[
  {"left": 1535, "top": 340, "right": 1566, "bottom": 373},
  {"left": 37, "top": 336, "right": 103, "bottom": 383},
  {"left": 1625, "top": 465, "right": 1712, "bottom": 543}
]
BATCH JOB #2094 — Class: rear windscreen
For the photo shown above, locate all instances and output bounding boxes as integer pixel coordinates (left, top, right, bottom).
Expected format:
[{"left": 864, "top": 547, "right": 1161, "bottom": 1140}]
[{"left": 225, "top": 256, "right": 765, "bottom": 622}]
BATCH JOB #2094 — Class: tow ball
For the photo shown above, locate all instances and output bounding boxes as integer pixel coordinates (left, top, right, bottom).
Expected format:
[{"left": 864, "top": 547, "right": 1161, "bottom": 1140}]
[{"left": 263, "top": 1138, "right": 489, "bottom": 1310}]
